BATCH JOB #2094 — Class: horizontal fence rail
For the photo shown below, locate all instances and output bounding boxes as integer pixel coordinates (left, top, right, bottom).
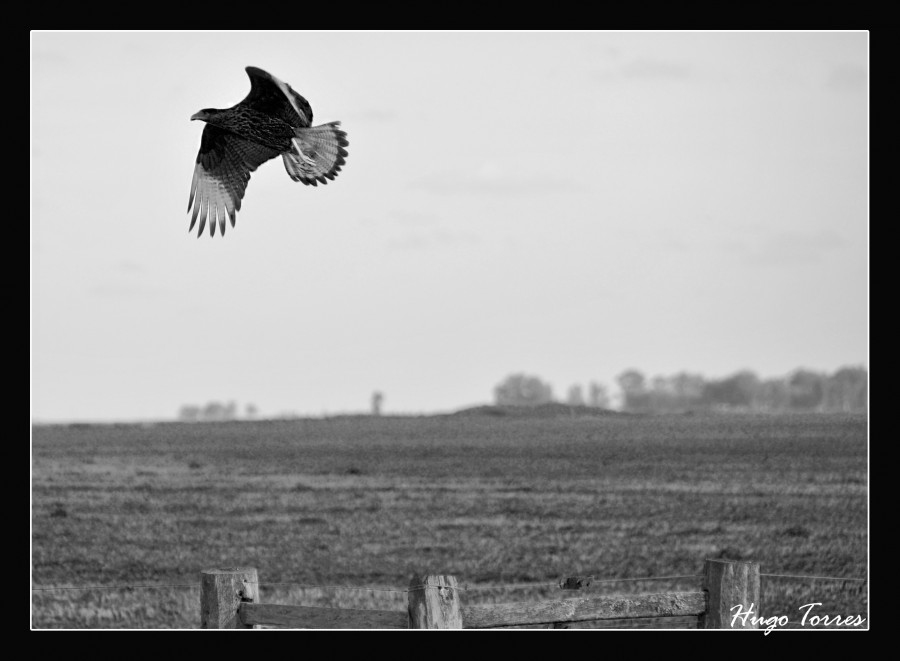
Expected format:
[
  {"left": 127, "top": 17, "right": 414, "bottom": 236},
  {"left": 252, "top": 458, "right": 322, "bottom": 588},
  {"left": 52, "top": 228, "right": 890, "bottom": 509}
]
[
  {"left": 240, "top": 603, "right": 409, "bottom": 629},
  {"left": 199, "top": 559, "right": 765, "bottom": 629},
  {"left": 460, "top": 591, "right": 708, "bottom": 629}
]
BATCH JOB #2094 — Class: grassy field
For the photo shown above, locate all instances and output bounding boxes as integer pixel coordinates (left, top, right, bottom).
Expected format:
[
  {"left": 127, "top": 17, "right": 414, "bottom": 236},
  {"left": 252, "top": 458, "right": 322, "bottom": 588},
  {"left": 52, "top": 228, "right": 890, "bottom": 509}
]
[{"left": 31, "top": 411, "right": 867, "bottom": 629}]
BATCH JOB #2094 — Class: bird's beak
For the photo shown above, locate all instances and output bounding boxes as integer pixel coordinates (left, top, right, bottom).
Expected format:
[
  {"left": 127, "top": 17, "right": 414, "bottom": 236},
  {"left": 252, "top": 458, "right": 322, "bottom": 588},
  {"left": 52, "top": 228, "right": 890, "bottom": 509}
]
[{"left": 191, "top": 111, "right": 205, "bottom": 121}]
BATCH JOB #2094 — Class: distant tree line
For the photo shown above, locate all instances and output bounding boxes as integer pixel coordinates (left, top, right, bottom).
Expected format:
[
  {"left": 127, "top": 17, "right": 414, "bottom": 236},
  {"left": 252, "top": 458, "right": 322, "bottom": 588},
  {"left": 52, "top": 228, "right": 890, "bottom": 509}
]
[
  {"left": 494, "top": 366, "right": 867, "bottom": 413},
  {"left": 494, "top": 374, "right": 609, "bottom": 408},
  {"left": 178, "top": 401, "right": 258, "bottom": 422},
  {"left": 616, "top": 366, "right": 867, "bottom": 413},
  {"left": 494, "top": 374, "right": 554, "bottom": 407}
]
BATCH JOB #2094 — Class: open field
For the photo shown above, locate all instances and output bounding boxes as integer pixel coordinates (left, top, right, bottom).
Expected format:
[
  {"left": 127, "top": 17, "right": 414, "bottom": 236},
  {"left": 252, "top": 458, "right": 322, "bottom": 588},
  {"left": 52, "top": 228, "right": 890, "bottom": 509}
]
[{"left": 32, "top": 411, "right": 867, "bottom": 629}]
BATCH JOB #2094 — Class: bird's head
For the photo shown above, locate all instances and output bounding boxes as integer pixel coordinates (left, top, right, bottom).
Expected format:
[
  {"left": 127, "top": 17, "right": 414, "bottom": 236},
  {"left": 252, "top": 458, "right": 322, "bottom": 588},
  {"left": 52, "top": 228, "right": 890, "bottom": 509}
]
[{"left": 191, "top": 108, "right": 218, "bottom": 122}]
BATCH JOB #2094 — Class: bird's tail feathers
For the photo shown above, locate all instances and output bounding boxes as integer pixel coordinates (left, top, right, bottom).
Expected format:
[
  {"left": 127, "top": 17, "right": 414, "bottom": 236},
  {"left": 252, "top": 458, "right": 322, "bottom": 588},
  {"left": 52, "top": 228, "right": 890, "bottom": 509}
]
[{"left": 282, "top": 121, "right": 349, "bottom": 186}]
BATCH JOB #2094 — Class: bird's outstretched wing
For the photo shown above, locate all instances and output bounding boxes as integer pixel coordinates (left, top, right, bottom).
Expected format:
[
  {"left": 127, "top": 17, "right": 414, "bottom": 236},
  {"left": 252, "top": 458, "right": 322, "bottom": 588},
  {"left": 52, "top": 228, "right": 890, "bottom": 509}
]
[
  {"left": 187, "top": 125, "right": 281, "bottom": 237},
  {"left": 242, "top": 66, "right": 313, "bottom": 128},
  {"left": 282, "top": 122, "right": 350, "bottom": 186}
]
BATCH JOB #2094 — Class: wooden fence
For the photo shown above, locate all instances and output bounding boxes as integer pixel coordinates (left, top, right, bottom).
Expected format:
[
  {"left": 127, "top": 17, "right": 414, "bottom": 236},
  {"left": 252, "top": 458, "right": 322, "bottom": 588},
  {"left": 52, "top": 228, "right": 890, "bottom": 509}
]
[{"left": 200, "top": 559, "right": 760, "bottom": 629}]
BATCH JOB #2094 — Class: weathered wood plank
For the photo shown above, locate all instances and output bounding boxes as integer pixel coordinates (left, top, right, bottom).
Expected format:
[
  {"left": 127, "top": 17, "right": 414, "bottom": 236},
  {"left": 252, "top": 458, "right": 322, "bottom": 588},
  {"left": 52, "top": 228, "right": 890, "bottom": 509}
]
[
  {"left": 551, "top": 576, "right": 593, "bottom": 628},
  {"left": 240, "top": 603, "right": 408, "bottom": 629},
  {"left": 497, "top": 615, "right": 700, "bottom": 629},
  {"left": 572, "top": 615, "right": 700, "bottom": 629},
  {"left": 462, "top": 591, "right": 707, "bottom": 629},
  {"left": 408, "top": 575, "right": 463, "bottom": 629}
]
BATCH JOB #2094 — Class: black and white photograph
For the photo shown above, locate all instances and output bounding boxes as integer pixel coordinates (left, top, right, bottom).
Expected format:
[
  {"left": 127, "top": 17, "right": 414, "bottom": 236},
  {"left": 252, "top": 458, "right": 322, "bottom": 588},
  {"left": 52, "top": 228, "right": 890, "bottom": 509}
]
[{"left": 31, "top": 30, "right": 868, "bottom": 630}]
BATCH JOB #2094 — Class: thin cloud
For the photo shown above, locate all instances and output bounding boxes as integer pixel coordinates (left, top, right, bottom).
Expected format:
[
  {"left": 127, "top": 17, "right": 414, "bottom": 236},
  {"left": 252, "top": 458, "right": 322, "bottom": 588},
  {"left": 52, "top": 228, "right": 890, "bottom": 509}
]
[
  {"left": 117, "top": 260, "right": 145, "bottom": 273},
  {"left": 390, "top": 210, "right": 442, "bottom": 226},
  {"left": 593, "top": 57, "right": 693, "bottom": 83},
  {"left": 412, "top": 162, "right": 583, "bottom": 196},
  {"left": 357, "top": 210, "right": 442, "bottom": 228},
  {"left": 344, "top": 108, "right": 398, "bottom": 123},
  {"left": 621, "top": 58, "right": 692, "bottom": 79},
  {"left": 729, "top": 230, "right": 848, "bottom": 267},
  {"left": 31, "top": 48, "right": 68, "bottom": 66},
  {"left": 90, "top": 283, "right": 165, "bottom": 299},
  {"left": 826, "top": 64, "right": 867, "bottom": 92},
  {"left": 388, "top": 228, "right": 481, "bottom": 251}
]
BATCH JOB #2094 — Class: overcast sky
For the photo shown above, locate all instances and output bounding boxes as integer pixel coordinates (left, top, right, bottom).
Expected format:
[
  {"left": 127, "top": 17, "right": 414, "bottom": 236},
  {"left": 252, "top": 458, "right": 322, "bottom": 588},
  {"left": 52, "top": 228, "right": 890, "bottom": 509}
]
[{"left": 31, "top": 31, "right": 868, "bottom": 422}]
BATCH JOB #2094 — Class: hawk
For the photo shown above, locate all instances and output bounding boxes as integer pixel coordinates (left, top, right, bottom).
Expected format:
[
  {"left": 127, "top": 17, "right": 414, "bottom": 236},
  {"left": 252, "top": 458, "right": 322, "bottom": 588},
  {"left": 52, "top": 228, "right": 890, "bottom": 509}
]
[{"left": 187, "top": 66, "right": 349, "bottom": 237}]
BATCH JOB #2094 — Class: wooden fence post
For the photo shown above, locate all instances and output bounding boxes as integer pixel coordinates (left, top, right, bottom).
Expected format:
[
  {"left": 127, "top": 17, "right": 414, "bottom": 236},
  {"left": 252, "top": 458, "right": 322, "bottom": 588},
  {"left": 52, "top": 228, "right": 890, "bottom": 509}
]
[
  {"left": 701, "top": 559, "right": 760, "bottom": 629},
  {"left": 200, "top": 567, "right": 260, "bottom": 629},
  {"left": 408, "top": 574, "right": 463, "bottom": 629}
]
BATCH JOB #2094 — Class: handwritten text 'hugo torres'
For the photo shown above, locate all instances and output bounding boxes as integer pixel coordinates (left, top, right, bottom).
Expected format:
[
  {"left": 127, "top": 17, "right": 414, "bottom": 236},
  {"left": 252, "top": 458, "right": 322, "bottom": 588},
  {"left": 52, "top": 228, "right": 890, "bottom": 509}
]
[{"left": 730, "top": 603, "right": 866, "bottom": 633}]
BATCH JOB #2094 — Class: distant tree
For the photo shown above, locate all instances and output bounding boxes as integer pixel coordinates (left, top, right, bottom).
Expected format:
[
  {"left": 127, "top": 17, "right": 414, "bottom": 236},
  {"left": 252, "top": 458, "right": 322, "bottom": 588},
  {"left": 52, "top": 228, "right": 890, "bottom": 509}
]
[
  {"left": 644, "top": 373, "right": 706, "bottom": 412},
  {"left": 202, "top": 401, "right": 225, "bottom": 420},
  {"left": 757, "top": 378, "right": 790, "bottom": 411},
  {"left": 245, "top": 403, "right": 258, "bottom": 418},
  {"left": 178, "top": 405, "right": 201, "bottom": 422},
  {"left": 733, "top": 371, "right": 761, "bottom": 408},
  {"left": 588, "top": 382, "right": 610, "bottom": 409},
  {"left": 371, "top": 391, "right": 383, "bottom": 416},
  {"left": 703, "top": 370, "right": 760, "bottom": 408},
  {"left": 651, "top": 375, "right": 670, "bottom": 393},
  {"left": 566, "top": 384, "right": 585, "bottom": 406},
  {"left": 670, "top": 372, "right": 705, "bottom": 406},
  {"left": 787, "top": 369, "right": 826, "bottom": 410},
  {"left": 617, "top": 369, "right": 650, "bottom": 412},
  {"left": 648, "top": 375, "right": 678, "bottom": 412},
  {"left": 617, "top": 369, "right": 645, "bottom": 394},
  {"left": 824, "top": 366, "right": 867, "bottom": 412},
  {"left": 494, "top": 374, "right": 554, "bottom": 406},
  {"left": 224, "top": 401, "right": 238, "bottom": 420}
]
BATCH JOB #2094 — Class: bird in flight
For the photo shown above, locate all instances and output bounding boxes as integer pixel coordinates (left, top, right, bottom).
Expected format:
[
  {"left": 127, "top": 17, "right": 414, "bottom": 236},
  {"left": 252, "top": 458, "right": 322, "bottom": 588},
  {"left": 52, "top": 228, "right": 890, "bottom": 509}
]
[{"left": 187, "top": 66, "right": 349, "bottom": 237}]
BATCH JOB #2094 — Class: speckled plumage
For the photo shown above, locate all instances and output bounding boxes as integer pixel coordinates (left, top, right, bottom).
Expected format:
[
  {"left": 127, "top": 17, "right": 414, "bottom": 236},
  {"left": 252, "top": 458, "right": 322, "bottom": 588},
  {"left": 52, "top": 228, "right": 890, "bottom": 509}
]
[{"left": 187, "top": 66, "right": 349, "bottom": 237}]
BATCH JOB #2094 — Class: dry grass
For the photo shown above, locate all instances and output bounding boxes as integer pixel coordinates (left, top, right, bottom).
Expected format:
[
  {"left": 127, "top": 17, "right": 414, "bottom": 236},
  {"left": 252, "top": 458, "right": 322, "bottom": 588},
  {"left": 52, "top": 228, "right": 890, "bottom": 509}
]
[{"left": 32, "top": 412, "right": 867, "bottom": 629}]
